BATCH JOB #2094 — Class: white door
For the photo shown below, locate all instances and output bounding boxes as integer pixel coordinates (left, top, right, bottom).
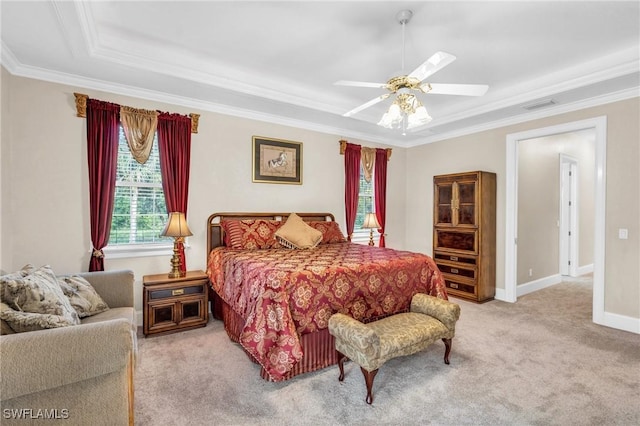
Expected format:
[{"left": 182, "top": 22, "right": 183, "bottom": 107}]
[{"left": 559, "top": 155, "right": 578, "bottom": 276}]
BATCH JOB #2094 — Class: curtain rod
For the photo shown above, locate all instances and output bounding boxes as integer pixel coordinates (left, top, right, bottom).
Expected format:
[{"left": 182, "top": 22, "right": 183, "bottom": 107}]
[{"left": 73, "top": 93, "right": 200, "bottom": 134}]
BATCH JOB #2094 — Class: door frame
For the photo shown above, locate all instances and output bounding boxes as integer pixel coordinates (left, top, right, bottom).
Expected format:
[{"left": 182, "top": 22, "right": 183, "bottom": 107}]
[
  {"left": 504, "top": 116, "right": 606, "bottom": 327},
  {"left": 559, "top": 154, "right": 579, "bottom": 277}
]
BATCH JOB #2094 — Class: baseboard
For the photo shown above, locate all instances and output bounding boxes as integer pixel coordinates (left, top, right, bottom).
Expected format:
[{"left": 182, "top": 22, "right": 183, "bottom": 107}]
[
  {"left": 598, "top": 311, "right": 640, "bottom": 334},
  {"left": 517, "top": 274, "right": 562, "bottom": 298},
  {"left": 494, "top": 287, "right": 508, "bottom": 302},
  {"left": 576, "top": 263, "right": 594, "bottom": 276}
]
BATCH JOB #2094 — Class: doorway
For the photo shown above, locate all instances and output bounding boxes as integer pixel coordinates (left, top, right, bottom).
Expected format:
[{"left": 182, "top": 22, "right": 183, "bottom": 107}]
[
  {"left": 559, "top": 154, "right": 578, "bottom": 277},
  {"left": 505, "top": 116, "right": 607, "bottom": 327}
]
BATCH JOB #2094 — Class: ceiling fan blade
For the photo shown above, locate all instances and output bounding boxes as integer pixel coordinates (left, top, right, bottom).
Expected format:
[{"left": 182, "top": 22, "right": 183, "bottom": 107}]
[
  {"left": 335, "top": 80, "right": 388, "bottom": 89},
  {"left": 408, "top": 51, "right": 457, "bottom": 82},
  {"left": 423, "top": 83, "right": 489, "bottom": 96},
  {"left": 343, "top": 93, "right": 391, "bottom": 117}
]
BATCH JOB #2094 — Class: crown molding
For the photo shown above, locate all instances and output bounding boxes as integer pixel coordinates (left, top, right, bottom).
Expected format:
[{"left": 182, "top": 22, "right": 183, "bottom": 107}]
[
  {"left": 432, "top": 53, "right": 639, "bottom": 128},
  {"left": 72, "top": 1, "right": 346, "bottom": 118},
  {"left": 2, "top": 32, "right": 638, "bottom": 151},
  {"left": 0, "top": 53, "right": 405, "bottom": 147},
  {"left": 3, "top": 52, "right": 637, "bottom": 150},
  {"left": 406, "top": 86, "right": 639, "bottom": 147},
  {"left": 0, "top": 41, "right": 20, "bottom": 73}
]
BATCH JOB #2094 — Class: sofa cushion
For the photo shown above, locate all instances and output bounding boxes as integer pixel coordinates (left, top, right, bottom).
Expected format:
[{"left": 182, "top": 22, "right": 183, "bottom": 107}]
[
  {"left": 82, "top": 307, "right": 138, "bottom": 363},
  {"left": 81, "top": 307, "right": 136, "bottom": 330},
  {"left": 0, "top": 265, "right": 80, "bottom": 332},
  {"left": 58, "top": 275, "right": 109, "bottom": 318}
]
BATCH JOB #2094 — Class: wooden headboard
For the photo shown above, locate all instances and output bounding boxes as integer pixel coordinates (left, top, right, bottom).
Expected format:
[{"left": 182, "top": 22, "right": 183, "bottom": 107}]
[{"left": 206, "top": 212, "right": 336, "bottom": 258}]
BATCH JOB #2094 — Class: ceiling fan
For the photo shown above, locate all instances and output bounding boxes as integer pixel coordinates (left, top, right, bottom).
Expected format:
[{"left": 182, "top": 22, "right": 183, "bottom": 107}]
[{"left": 336, "top": 10, "right": 489, "bottom": 132}]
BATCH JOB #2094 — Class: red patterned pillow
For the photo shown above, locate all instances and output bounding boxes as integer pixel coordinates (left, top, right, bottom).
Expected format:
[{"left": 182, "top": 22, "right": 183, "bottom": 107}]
[
  {"left": 308, "top": 221, "right": 347, "bottom": 244},
  {"left": 221, "top": 219, "right": 283, "bottom": 249}
]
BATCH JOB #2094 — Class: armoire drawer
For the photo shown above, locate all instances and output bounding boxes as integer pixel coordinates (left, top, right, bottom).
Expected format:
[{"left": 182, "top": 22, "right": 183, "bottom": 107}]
[
  {"left": 435, "top": 261, "right": 477, "bottom": 280},
  {"left": 434, "top": 229, "right": 478, "bottom": 254},
  {"left": 444, "top": 279, "right": 477, "bottom": 298},
  {"left": 434, "top": 252, "right": 477, "bottom": 265}
]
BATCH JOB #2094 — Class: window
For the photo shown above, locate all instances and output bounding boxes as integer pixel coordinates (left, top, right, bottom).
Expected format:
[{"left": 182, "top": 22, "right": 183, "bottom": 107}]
[
  {"left": 109, "top": 126, "right": 169, "bottom": 247},
  {"left": 352, "top": 165, "right": 378, "bottom": 244}
]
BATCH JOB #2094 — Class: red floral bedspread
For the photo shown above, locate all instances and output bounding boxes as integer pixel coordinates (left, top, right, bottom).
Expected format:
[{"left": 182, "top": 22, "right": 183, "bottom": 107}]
[{"left": 206, "top": 242, "right": 447, "bottom": 381}]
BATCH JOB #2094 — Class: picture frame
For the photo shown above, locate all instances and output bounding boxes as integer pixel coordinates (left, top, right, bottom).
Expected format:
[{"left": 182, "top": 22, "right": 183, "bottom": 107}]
[{"left": 252, "top": 136, "right": 303, "bottom": 184}]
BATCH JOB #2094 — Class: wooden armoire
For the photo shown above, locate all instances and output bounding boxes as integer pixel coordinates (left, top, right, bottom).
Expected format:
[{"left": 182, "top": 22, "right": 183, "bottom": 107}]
[{"left": 433, "top": 171, "right": 496, "bottom": 303}]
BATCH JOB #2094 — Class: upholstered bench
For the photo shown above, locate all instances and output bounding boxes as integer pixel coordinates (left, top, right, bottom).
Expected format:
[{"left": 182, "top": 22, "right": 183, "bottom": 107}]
[{"left": 328, "top": 293, "right": 461, "bottom": 404}]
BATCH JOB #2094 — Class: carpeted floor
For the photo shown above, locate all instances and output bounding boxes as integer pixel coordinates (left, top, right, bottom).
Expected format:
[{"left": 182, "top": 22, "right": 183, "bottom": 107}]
[{"left": 134, "top": 278, "right": 640, "bottom": 425}]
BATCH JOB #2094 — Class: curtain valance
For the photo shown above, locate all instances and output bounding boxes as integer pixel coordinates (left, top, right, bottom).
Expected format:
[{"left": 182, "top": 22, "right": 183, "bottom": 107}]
[
  {"left": 74, "top": 93, "right": 200, "bottom": 134},
  {"left": 339, "top": 139, "right": 392, "bottom": 161}
]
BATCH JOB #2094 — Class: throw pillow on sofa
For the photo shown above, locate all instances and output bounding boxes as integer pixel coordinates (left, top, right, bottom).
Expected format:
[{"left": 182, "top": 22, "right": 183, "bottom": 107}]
[
  {"left": 0, "top": 302, "right": 80, "bottom": 333},
  {"left": 0, "top": 265, "right": 80, "bottom": 332},
  {"left": 58, "top": 275, "right": 109, "bottom": 318}
]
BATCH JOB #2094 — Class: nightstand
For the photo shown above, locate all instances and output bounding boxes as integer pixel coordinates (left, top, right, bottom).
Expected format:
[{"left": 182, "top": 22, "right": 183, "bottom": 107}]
[{"left": 143, "top": 270, "right": 209, "bottom": 336}]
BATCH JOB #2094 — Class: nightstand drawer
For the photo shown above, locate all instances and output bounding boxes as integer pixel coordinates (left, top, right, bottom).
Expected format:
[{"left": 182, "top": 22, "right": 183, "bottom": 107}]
[{"left": 149, "top": 284, "right": 205, "bottom": 300}]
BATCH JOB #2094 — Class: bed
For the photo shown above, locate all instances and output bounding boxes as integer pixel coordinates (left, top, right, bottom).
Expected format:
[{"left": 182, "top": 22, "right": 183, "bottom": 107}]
[{"left": 205, "top": 212, "right": 447, "bottom": 382}]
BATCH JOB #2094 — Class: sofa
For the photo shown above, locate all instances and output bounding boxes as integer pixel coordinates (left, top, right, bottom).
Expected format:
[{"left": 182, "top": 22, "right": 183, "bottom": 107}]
[{"left": 0, "top": 269, "right": 137, "bottom": 426}]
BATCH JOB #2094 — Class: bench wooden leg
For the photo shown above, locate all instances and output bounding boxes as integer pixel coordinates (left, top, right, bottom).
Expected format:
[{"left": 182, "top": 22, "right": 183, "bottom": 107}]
[
  {"left": 337, "top": 351, "right": 348, "bottom": 382},
  {"left": 360, "top": 367, "right": 379, "bottom": 404},
  {"left": 443, "top": 338, "right": 452, "bottom": 364}
]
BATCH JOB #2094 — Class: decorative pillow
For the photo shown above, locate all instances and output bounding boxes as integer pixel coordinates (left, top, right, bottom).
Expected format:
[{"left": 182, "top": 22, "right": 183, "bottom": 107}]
[
  {"left": 0, "top": 265, "right": 80, "bottom": 332},
  {"left": 221, "top": 219, "right": 283, "bottom": 250},
  {"left": 1, "top": 307, "right": 16, "bottom": 335},
  {"left": 308, "top": 221, "right": 347, "bottom": 244},
  {"left": 275, "top": 213, "right": 323, "bottom": 249},
  {"left": 58, "top": 275, "right": 109, "bottom": 318},
  {"left": 0, "top": 303, "right": 75, "bottom": 333}
]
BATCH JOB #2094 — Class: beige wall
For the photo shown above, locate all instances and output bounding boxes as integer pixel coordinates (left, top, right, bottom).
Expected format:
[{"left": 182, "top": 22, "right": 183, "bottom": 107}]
[
  {"left": 406, "top": 97, "right": 639, "bottom": 319},
  {"left": 517, "top": 130, "right": 595, "bottom": 283},
  {"left": 0, "top": 71, "right": 405, "bottom": 315},
  {"left": 2, "top": 69, "right": 638, "bottom": 322},
  {"left": 0, "top": 67, "right": 7, "bottom": 270}
]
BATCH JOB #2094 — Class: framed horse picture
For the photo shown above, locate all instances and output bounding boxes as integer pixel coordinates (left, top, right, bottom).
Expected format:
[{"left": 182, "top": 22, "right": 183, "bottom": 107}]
[{"left": 252, "top": 136, "right": 303, "bottom": 184}]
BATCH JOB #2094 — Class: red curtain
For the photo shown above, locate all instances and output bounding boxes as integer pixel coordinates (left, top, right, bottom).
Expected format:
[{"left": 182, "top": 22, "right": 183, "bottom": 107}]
[
  {"left": 374, "top": 148, "right": 388, "bottom": 247},
  {"left": 344, "top": 143, "right": 361, "bottom": 241},
  {"left": 157, "top": 112, "right": 192, "bottom": 273},
  {"left": 86, "top": 99, "right": 120, "bottom": 271}
]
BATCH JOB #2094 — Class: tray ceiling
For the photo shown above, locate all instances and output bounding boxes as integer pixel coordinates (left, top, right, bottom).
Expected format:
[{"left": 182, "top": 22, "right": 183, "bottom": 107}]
[{"left": 1, "top": 1, "right": 638, "bottom": 147}]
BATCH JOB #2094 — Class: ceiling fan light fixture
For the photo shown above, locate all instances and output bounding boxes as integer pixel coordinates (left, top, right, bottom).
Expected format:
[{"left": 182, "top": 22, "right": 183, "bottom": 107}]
[
  {"left": 407, "top": 105, "right": 432, "bottom": 129},
  {"left": 338, "top": 10, "right": 487, "bottom": 132},
  {"left": 377, "top": 102, "right": 402, "bottom": 128},
  {"left": 378, "top": 93, "right": 432, "bottom": 131}
]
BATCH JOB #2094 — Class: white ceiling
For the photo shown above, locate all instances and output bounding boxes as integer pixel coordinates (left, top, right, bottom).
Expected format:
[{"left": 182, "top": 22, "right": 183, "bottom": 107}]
[{"left": 1, "top": 1, "right": 639, "bottom": 148}]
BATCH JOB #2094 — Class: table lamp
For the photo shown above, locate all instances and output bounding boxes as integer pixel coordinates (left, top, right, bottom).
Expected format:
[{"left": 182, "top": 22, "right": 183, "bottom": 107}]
[
  {"left": 362, "top": 213, "right": 381, "bottom": 246},
  {"left": 160, "top": 212, "right": 193, "bottom": 278}
]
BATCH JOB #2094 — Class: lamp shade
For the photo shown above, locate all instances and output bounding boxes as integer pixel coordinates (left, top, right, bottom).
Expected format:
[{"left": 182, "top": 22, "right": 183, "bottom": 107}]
[
  {"left": 161, "top": 212, "right": 193, "bottom": 238},
  {"left": 362, "top": 213, "right": 381, "bottom": 229}
]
